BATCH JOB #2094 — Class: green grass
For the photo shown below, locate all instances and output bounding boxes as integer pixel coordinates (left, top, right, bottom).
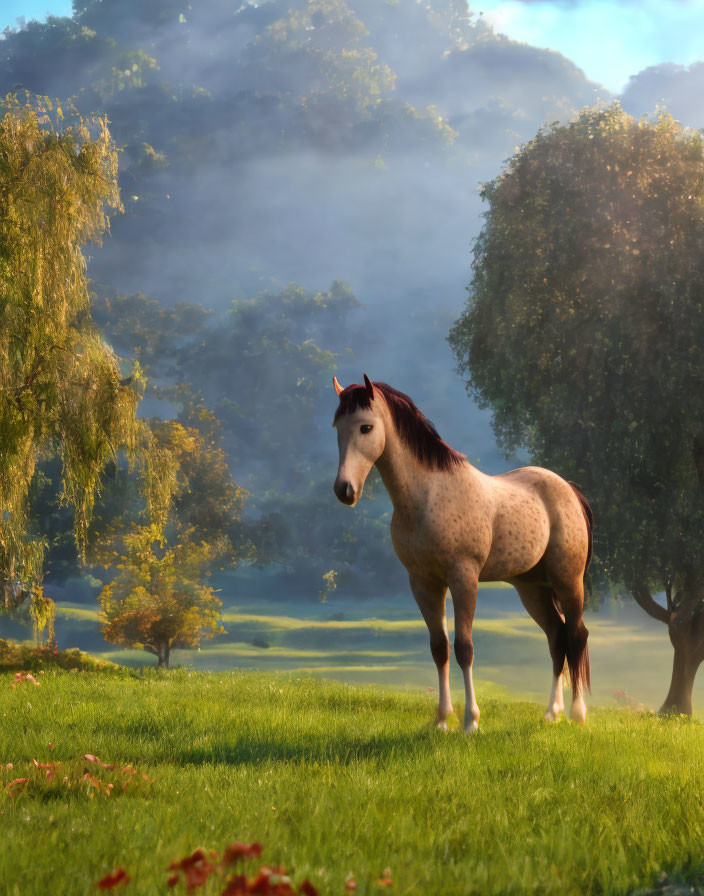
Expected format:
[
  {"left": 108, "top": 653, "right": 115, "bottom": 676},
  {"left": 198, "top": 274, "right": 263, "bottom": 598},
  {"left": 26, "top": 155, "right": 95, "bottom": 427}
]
[
  {"left": 50, "top": 595, "right": 691, "bottom": 712},
  {"left": 2, "top": 667, "right": 704, "bottom": 895}
]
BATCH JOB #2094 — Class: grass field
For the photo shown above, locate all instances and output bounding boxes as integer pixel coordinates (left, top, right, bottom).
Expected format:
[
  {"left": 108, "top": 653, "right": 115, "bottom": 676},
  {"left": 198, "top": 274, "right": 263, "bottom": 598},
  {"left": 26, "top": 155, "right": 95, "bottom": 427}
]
[
  {"left": 32, "top": 585, "right": 701, "bottom": 714},
  {"left": 2, "top": 666, "right": 704, "bottom": 895}
]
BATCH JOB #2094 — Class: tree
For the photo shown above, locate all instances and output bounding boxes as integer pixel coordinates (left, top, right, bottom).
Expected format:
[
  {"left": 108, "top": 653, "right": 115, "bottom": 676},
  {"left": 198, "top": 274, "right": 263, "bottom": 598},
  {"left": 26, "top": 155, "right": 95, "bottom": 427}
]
[
  {"left": 98, "top": 525, "right": 225, "bottom": 668},
  {"left": 449, "top": 104, "right": 704, "bottom": 714},
  {"left": 0, "top": 94, "right": 151, "bottom": 638},
  {"left": 92, "top": 283, "right": 401, "bottom": 593},
  {"left": 96, "top": 416, "right": 244, "bottom": 666}
]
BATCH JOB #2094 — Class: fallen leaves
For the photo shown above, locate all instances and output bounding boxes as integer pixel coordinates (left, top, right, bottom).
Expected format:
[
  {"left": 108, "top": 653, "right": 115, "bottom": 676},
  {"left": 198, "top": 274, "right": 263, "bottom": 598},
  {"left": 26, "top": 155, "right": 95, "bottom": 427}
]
[
  {"left": 163, "top": 841, "right": 339, "bottom": 895},
  {"left": 165, "top": 842, "right": 308, "bottom": 894},
  {"left": 1, "top": 751, "right": 151, "bottom": 805},
  {"left": 88, "top": 835, "right": 390, "bottom": 893},
  {"left": 223, "top": 843, "right": 263, "bottom": 864},
  {"left": 97, "top": 867, "right": 130, "bottom": 890},
  {"left": 376, "top": 868, "right": 393, "bottom": 887},
  {"left": 168, "top": 848, "right": 219, "bottom": 892}
]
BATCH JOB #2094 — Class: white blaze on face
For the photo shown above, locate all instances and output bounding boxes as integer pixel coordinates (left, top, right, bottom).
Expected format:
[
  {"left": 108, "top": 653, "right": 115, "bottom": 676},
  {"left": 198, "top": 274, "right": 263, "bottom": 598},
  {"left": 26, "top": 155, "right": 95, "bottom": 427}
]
[{"left": 333, "top": 407, "right": 385, "bottom": 506}]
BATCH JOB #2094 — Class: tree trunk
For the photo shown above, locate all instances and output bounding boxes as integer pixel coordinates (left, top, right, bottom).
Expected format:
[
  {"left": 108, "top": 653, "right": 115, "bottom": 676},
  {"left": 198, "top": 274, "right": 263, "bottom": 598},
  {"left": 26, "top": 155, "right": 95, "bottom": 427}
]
[
  {"left": 156, "top": 640, "right": 170, "bottom": 669},
  {"left": 659, "top": 590, "right": 704, "bottom": 716}
]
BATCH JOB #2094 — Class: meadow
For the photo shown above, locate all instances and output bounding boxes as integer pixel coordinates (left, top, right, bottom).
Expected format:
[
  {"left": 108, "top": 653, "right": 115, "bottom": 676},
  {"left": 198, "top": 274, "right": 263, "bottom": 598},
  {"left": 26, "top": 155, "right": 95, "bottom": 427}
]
[
  {"left": 2, "top": 665, "right": 704, "bottom": 895},
  {"left": 2, "top": 585, "right": 701, "bottom": 894},
  {"left": 31, "top": 582, "right": 702, "bottom": 713}
]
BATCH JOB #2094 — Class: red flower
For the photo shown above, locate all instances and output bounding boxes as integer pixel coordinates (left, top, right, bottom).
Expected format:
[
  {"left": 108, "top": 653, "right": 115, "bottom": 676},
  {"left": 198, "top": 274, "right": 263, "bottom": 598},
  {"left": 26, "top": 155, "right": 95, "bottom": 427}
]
[
  {"left": 96, "top": 867, "right": 130, "bottom": 889},
  {"left": 298, "top": 880, "right": 319, "bottom": 896}
]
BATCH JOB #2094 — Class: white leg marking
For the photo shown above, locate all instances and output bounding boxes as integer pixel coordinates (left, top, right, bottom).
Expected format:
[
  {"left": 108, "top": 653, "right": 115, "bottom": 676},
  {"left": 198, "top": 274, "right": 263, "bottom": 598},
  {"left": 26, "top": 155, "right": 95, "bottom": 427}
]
[
  {"left": 544, "top": 672, "right": 564, "bottom": 721},
  {"left": 436, "top": 661, "right": 453, "bottom": 728},
  {"left": 462, "top": 665, "right": 480, "bottom": 734}
]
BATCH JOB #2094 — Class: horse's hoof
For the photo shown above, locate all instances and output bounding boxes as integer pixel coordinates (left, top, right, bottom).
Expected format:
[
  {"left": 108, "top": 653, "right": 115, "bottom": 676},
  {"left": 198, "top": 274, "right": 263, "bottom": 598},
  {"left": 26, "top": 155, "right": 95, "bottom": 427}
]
[
  {"left": 436, "top": 719, "right": 448, "bottom": 731},
  {"left": 544, "top": 706, "right": 562, "bottom": 722},
  {"left": 570, "top": 699, "right": 587, "bottom": 725},
  {"left": 463, "top": 720, "right": 479, "bottom": 735}
]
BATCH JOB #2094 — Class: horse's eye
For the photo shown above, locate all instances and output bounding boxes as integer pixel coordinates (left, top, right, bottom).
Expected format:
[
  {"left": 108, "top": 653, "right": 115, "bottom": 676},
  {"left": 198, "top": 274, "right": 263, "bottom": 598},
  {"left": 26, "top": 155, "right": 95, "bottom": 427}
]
[{"left": 360, "top": 424, "right": 373, "bottom": 434}]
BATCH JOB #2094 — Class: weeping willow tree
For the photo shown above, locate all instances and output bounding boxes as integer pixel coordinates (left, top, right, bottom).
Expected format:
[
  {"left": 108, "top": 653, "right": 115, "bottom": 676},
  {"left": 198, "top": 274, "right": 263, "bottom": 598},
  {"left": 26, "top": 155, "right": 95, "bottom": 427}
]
[{"left": 0, "top": 94, "right": 159, "bottom": 640}]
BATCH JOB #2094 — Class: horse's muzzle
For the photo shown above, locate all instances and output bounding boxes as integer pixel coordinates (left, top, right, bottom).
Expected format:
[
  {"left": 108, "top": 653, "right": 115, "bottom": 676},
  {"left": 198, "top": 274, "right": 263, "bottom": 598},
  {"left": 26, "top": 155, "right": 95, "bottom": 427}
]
[{"left": 334, "top": 479, "right": 356, "bottom": 505}]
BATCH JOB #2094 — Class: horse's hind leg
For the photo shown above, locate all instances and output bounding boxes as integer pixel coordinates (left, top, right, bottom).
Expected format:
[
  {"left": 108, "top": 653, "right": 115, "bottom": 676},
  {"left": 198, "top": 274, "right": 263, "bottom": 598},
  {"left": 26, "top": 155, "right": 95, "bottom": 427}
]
[
  {"left": 409, "top": 575, "right": 453, "bottom": 728},
  {"left": 514, "top": 582, "right": 567, "bottom": 721},
  {"left": 553, "top": 580, "right": 590, "bottom": 725}
]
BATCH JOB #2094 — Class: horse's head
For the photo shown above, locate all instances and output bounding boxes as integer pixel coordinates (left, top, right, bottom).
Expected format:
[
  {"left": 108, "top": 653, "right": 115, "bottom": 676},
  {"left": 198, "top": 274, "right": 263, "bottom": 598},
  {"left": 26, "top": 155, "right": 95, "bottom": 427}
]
[{"left": 332, "top": 374, "right": 386, "bottom": 506}]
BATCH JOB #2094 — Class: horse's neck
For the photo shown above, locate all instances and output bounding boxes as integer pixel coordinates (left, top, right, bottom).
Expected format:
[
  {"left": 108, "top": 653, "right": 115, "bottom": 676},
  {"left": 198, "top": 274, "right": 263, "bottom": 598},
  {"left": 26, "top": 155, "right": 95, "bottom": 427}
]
[{"left": 375, "top": 425, "right": 430, "bottom": 514}]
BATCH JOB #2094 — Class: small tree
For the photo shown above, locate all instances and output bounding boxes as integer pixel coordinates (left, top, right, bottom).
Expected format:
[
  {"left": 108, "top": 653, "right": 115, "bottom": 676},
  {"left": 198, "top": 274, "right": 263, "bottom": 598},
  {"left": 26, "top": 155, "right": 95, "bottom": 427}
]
[
  {"left": 99, "top": 525, "right": 225, "bottom": 668},
  {"left": 449, "top": 104, "right": 704, "bottom": 714},
  {"left": 96, "top": 418, "right": 244, "bottom": 666}
]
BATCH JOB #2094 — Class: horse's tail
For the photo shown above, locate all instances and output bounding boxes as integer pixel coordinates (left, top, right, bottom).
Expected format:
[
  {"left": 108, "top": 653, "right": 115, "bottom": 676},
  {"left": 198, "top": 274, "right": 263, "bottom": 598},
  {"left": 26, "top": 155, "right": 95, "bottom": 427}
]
[
  {"left": 564, "top": 614, "right": 590, "bottom": 695},
  {"left": 559, "top": 482, "right": 593, "bottom": 695},
  {"left": 567, "top": 481, "right": 594, "bottom": 569}
]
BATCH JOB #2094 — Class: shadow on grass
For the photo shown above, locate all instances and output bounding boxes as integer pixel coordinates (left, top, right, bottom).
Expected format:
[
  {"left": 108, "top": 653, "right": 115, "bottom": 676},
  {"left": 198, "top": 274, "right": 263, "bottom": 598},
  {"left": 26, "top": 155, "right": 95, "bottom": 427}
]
[{"left": 177, "top": 727, "right": 440, "bottom": 768}]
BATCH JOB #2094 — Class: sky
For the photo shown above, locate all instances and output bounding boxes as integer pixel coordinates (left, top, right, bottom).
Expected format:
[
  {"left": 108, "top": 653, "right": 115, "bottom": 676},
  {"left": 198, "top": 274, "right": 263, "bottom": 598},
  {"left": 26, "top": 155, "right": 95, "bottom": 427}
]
[
  {"left": 0, "top": 0, "right": 71, "bottom": 30},
  {"left": 0, "top": 0, "right": 702, "bottom": 95},
  {"left": 476, "top": 0, "right": 704, "bottom": 93}
]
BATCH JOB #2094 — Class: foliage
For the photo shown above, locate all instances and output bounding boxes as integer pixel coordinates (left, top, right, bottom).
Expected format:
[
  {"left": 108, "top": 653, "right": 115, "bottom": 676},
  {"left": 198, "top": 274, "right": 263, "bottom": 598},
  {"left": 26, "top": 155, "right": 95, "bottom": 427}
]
[
  {"left": 450, "top": 104, "right": 704, "bottom": 712},
  {"left": 92, "top": 283, "right": 397, "bottom": 590},
  {"left": 98, "top": 525, "right": 227, "bottom": 667},
  {"left": 91, "top": 415, "right": 245, "bottom": 668},
  {"left": 0, "top": 638, "right": 121, "bottom": 673},
  {"left": 450, "top": 104, "right": 704, "bottom": 598},
  {"left": 0, "top": 93, "right": 154, "bottom": 637},
  {"left": 93, "top": 282, "right": 360, "bottom": 474},
  {"left": 318, "top": 568, "right": 338, "bottom": 602}
]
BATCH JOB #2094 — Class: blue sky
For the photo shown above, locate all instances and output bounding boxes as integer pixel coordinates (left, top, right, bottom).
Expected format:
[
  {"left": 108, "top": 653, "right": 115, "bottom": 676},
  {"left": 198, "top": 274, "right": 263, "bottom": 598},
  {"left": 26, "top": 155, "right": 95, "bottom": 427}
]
[
  {"left": 1, "top": 0, "right": 703, "bottom": 94},
  {"left": 476, "top": 0, "right": 704, "bottom": 93},
  {"left": 0, "top": 1, "right": 71, "bottom": 30}
]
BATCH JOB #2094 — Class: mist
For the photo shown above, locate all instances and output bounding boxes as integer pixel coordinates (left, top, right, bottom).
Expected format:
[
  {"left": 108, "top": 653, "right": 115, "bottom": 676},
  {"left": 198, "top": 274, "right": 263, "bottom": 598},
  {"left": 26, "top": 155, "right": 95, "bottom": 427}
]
[{"left": 0, "top": 0, "right": 693, "bottom": 616}]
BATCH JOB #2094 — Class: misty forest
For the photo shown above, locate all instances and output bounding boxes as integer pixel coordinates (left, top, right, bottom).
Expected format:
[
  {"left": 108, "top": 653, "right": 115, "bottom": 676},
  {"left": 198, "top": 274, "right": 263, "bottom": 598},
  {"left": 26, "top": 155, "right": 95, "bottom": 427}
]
[{"left": 4, "top": 1, "right": 704, "bottom": 893}]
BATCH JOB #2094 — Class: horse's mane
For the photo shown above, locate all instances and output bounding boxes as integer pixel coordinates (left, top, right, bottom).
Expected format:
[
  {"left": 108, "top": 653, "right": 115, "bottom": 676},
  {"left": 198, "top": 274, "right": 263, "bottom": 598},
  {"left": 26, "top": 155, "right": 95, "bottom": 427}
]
[{"left": 334, "top": 381, "right": 465, "bottom": 472}]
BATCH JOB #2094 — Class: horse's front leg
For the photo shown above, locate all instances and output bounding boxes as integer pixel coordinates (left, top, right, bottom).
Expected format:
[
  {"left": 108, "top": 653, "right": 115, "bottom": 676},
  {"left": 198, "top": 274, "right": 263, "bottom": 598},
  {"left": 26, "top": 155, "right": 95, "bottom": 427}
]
[
  {"left": 409, "top": 575, "right": 453, "bottom": 728},
  {"left": 449, "top": 566, "right": 480, "bottom": 733}
]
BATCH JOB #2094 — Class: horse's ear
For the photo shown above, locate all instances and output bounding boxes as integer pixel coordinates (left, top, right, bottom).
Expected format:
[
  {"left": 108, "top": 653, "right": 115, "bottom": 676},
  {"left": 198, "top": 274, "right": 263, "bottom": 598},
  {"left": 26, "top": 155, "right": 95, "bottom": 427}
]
[
  {"left": 363, "top": 374, "right": 374, "bottom": 400},
  {"left": 333, "top": 376, "right": 343, "bottom": 396}
]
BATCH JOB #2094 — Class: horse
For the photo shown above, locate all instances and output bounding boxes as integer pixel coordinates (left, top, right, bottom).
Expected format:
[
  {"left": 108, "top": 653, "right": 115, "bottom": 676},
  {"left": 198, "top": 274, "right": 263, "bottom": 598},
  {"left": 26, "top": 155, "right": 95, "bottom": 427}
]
[{"left": 332, "top": 374, "right": 593, "bottom": 732}]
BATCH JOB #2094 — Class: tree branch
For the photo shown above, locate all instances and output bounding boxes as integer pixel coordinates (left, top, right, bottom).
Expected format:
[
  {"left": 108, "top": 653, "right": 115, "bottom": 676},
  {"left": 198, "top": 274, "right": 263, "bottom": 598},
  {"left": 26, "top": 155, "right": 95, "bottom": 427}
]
[{"left": 632, "top": 584, "right": 670, "bottom": 625}]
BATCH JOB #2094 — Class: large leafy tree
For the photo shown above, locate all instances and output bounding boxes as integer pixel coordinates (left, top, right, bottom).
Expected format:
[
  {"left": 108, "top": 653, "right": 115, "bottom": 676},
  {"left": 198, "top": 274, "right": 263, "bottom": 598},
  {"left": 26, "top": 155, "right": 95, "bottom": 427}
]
[
  {"left": 0, "top": 94, "right": 150, "bottom": 637},
  {"left": 449, "top": 104, "right": 704, "bottom": 714}
]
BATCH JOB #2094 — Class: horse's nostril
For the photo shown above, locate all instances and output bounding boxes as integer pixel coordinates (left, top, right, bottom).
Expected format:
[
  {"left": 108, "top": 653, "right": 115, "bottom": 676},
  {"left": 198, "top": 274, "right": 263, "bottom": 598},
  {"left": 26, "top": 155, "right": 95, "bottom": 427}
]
[{"left": 334, "top": 479, "right": 355, "bottom": 505}]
